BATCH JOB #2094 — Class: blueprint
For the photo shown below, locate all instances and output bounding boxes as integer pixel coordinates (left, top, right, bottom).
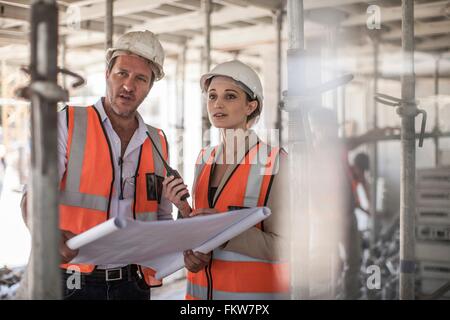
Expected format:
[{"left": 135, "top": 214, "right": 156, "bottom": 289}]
[{"left": 67, "top": 207, "right": 271, "bottom": 279}]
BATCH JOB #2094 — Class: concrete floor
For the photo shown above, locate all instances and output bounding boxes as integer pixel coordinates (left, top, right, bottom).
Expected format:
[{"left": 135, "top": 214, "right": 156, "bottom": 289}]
[{"left": 151, "top": 277, "right": 186, "bottom": 300}]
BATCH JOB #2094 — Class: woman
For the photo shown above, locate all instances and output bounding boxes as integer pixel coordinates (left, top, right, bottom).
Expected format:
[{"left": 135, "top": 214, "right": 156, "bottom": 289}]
[{"left": 163, "top": 60, "right": 289, "bottom": 300}]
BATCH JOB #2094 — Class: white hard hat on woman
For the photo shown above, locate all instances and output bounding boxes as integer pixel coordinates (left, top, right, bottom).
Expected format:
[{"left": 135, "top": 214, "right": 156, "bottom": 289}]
[{"left": 200, "top": 60, "right": 263, "bottom": 122}]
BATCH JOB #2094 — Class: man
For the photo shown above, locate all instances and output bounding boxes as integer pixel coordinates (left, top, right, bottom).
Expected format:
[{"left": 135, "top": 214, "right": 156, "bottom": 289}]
[
  {"left": 348, "top": 153, "right": 370, "bottom": 215},
  {"left": 21, "top": 30, "right": 175, "bottom": 300},
  {"left": 308, "top": 107, "right": 362, "bottom": 299}
]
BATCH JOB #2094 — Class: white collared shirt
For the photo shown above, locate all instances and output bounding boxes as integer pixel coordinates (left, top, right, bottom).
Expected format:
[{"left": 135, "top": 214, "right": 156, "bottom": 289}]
[{"left": 57, "top": 98, "right": 173, "bottom": 269}]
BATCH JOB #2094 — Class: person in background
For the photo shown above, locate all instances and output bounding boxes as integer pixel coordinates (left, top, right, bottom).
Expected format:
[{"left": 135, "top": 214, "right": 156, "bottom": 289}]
[
  {"left": 308, "top": 107, "right": 362, "bottom": 299},
  {"left": 348, "top": 153, "right": 371, "bottom": 215},
  {"left": 0, "top": 143, "right": 5, "bottom": 196}
]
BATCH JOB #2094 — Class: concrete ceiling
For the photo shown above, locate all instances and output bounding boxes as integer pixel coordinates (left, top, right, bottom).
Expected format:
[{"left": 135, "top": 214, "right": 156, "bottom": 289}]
[{"left": 0, "top": 0, "right": 449, "bottom": 76}]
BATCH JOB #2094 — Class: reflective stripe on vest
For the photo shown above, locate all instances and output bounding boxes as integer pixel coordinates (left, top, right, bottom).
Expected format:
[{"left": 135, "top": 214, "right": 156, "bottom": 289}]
[
  {"left": 60, "top": 191, "right": 109, "bottom": 212},
  {"left": 133, "top": 125, "right": 167, "bottom": 221},
  {"left": 65, "top": 107, "right": 87, "bottom": 194},
  {"left": 60, "top": 106, "right": 114, "bottom": 235},
  {"left": 243, "top": 143, "right": 270, "bottom": 207},
  {"left": 192, "top": 146, "right": 216, "bottom": 197},
  {"left": 213, "top": 248, "right": 284, "bottom": 264},
  {"left": 135, "top": 212, "right": 157, "bottom": 222},
  {"left": 186, "top": 247, "right": 289, "bottom": 300},
  {"left": 146, "top": 124, "right": 167, "bottom": 177},
  {"left": 187, "top": 141, "right": 289, "bottom": 300},
  {"left": 59, "top": 106, "right": 168, "bottom": 286},
  {"left": 193, "top": 141, "right": 278, "bottom": 208},
  {"left": 186, "top": 282, "right": 290, "bottom": 300}
]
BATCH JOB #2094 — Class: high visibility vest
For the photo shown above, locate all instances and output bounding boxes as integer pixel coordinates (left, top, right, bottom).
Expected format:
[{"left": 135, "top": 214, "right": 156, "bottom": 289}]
[
  {"left": 59, "top": 105, "right": 168, "bottom": 287},
  {"left": 186, "top": 141, "right": 290, "bottom": 300},
  {"left": 345, "top": 165, "right": 359, "bottom": 208}
]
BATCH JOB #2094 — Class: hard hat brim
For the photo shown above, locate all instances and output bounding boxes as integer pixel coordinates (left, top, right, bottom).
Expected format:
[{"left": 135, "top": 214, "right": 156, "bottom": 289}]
[
  {"left": 106, "top": 48, "right": 165, "bottom": 81},
  {"left": 200, "top": 73, "right": 263, "bottom": 111}
]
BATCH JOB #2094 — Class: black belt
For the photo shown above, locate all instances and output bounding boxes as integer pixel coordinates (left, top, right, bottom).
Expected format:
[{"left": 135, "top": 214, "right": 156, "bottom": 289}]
[{"left": 85, "top": 265, "right": 142, "bottom": 282}]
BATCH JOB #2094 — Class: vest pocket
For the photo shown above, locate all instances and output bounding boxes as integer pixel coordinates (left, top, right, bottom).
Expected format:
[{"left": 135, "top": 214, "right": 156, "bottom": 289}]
[{"left": 145, "top": 173, "right": 164, "bottom": 203}]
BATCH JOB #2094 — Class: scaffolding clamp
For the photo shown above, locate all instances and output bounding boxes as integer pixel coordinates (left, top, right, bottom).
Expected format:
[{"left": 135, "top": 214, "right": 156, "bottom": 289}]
[
  {"left": 280, "top": 74, "right": 354, "bottom": 112},
  {"left": 16, "top": 81, "right": 68, "bottom": 102},
  {"left": 280, "top": 92, "right": 309, "bottom": 112},
  {"left": 58, "top": 67, "right": 86, "bottom": 88},
  {"left": 16, "top": 66, "right": 86, "bottom": 102},
  {"left": 375, "top": 93, "right": 427, "bottom": 147}
]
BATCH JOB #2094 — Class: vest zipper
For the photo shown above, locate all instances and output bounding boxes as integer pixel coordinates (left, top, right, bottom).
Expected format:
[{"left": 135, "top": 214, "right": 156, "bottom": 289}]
[
  {"left": 118, "top": 156, "right": 124, "bottom": 200},
  {"left": 205, "top": 251, "right": 213, "bottom": 300}
]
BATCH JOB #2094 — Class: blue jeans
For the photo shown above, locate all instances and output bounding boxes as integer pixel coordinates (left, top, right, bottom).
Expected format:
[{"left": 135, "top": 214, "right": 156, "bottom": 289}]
[{"left": 62, "top": 267, "right": 150, "bottom": 300}]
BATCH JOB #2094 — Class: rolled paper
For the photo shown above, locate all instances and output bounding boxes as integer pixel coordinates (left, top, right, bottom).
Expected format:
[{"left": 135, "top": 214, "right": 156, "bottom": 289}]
[{"left": 66, "top": 217, "right": 127, "bottom": 250}]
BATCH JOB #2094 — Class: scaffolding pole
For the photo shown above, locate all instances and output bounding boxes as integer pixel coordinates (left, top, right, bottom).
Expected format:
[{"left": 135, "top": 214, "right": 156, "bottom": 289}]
[
  {"left": 202, "top": 0, "right": 211, "bottom": 147},
  {"left": 375, "top": 2, "right": 426, "bottom": 298},
  {"left": 1, "top": 60, "right": 7, "bottom": 139},
  {"left": 275, "top": 5, "right": 283, "bottom": 134},
  {"left": 285, "top": 0, "right": 310, "bottom": 299},
  {"left": 370, "top": 36, "right": 379, "bottom": 246},
  {"left": 399, "top": 0, "right": 416, "bottom": 300},
  {"left": 433, "top": 55, "right": 440, "bottom": 167},
  {"left": 28, "top": 0, "right": 65, "bottom": 299},
  {"left": 105, "top": 0, "right": 113, "bottom": 50},
  {"left": 60, "top": 36, "right": 67, "bottom": 90},
  {"left": 340, "top": 86, "right": 346, "bottom": 138},
  {"left": 328, "top": 28, "right": 338, "bottom": 112},
  {"left": 176, "top": 42, "right": 187, "bottom": 177}
]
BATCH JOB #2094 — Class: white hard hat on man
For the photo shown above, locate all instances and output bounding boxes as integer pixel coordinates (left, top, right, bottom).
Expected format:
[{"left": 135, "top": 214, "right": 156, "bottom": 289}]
[{"left": 106, "top": 30, "right": 165, "bottom": 81}]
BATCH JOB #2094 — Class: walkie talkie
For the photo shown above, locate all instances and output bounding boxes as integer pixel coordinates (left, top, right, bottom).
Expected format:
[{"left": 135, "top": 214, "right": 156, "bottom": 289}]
[{"left": 146, "top": 132, "right": 190, "bottom": 201}]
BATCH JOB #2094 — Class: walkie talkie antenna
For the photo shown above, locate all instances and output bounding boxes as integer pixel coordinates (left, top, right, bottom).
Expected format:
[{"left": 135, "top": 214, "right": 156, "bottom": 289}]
[
  {"left": 146, "top": 132, "right": 172, "bottom": 173},
  {"left": 146, "top": 131, "right": 190, "bottom": 200}
]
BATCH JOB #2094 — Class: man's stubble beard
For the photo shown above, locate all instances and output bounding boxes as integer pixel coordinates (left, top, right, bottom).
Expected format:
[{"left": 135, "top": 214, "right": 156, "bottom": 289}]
[{"left": 108, "top": 95, "right": 137, "bottom": 119}]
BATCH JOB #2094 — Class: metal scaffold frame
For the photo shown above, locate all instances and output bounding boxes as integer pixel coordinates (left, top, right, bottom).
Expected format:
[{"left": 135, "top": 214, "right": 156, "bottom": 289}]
[
  {"left": 433, "top": 54, "right": 441, "bottom": 167},
  {"left": 374, "top": 0, "right": 427, "bottom": 300},
  {"left": 370, "top": 34, "right": 380, "bottom": 247},
  {"left": 285, "top": 0, "right": 355, "bottom": 299},
  {"left": 201, "top": 0, "right": 212, "bottom": 147},
  {"left": 26, "top": 0, "right": 64, "bottom": 300},
  {"left": 285, "top": 0, "right": 310, "bottom": 299},
  {"left": 399, "top": 0, "right": 420, "bottom": 300},
  {"left": 105, "top": 0, "right": 114, "bottom": 50},
  {"left": 15, "top": 0, "right": 86, "bottom": 299}
]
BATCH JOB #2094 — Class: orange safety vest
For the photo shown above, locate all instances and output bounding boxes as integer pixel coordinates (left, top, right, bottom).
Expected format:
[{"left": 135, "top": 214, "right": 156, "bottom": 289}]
[
  {"left": 186, "top": 140, "right": 290, "bottom": 300},
  {"left": 346, "top": 165, "right": 360, "bottom": 208},
  {"left": 342, "top": 150, "right": 359, "bottom": 208},
  {"left": 59, "top": 105, "right": 168, "bottom": 287}
]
